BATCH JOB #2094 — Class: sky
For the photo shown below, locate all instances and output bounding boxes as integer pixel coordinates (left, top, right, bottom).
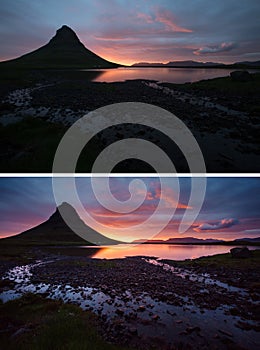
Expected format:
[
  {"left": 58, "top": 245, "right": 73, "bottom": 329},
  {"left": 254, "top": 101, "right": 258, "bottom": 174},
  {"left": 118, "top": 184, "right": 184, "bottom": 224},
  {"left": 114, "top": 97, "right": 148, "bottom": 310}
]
[
  {"left": 0, "top": 177, "right": 259, "bottom": 242},
  {"left": 0, "top": 0, "right": 260, "bottom": 65}
]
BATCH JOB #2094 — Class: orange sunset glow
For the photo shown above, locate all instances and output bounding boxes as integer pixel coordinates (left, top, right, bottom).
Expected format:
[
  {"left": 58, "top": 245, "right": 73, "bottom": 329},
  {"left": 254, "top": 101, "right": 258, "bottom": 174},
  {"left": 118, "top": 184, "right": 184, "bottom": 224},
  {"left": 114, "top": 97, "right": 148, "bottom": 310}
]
[
  {"left": 1, "top": 1, "right": 259, "bottom": 65},
  {"left": 1, "top": 178, "right": 259, "bottom": 243}
]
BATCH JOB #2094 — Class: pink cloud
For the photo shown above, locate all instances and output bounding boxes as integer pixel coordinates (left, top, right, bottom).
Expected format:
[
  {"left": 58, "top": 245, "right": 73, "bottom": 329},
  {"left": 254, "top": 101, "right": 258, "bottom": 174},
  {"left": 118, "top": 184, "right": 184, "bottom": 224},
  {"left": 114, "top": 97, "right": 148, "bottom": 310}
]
[
  {"left": 193, "top": 218, "right": 239, "bottom": 232},
  {"left": 154, "top": 8, "right": 193, "bottom": 33},
  {"left": 94, "top": 8, "right": 192, "bottom": 42},
  {"left": 137, "top": 12, "right": 154, "bottom": 24},
  {"left": 144, "top": 182, "right": 192, "bottom": 210},
  {"left": 194, "top": 42, "right": 236, "bottom": 55},
  {"left": 84, "top": 181, "right": 191, "bottom": 231}
]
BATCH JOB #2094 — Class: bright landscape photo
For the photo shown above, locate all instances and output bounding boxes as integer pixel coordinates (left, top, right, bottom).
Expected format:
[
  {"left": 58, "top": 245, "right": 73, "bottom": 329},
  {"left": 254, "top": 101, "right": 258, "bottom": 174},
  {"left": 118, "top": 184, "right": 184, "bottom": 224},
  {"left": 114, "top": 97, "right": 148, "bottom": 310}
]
[{"left": 0, "top": 176, "right": 259, "bottom": 349}]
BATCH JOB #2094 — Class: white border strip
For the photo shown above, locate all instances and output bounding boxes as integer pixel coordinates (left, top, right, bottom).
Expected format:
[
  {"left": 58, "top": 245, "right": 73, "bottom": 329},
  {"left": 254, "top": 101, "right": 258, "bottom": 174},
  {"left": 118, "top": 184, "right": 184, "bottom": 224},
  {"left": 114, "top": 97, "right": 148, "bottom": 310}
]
[{"left": 0, "top": 173, "right": 259, "bottom": 177}]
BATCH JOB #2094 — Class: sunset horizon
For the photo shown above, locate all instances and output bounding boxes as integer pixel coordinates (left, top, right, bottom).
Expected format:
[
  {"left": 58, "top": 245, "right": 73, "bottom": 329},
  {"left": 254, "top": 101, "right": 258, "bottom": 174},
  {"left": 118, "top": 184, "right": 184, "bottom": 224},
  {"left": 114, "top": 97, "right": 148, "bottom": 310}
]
[
  {"left": 0, "top": 1, "right": 259, "bottom": 348},
  {"left": 1, "top": 177, "right": 259, "bottom": 242},
  {"left": 1, "top": 1, "right": 260, "bottom": 65}
]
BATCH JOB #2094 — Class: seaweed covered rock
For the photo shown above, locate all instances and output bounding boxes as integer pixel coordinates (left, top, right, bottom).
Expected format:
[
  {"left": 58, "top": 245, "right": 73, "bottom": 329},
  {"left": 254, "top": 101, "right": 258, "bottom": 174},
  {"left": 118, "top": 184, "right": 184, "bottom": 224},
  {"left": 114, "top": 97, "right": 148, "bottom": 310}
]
[{"left": 230, "top": 247, "right": 251, "bottom": 258}]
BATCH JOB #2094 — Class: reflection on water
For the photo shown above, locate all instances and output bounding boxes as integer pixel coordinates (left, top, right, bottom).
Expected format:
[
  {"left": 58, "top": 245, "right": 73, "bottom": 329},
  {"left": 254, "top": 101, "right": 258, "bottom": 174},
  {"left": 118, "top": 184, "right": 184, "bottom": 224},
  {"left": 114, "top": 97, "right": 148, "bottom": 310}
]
[
  {"left": 88, "top": 244, "right": 259, "bottom": 260},
  {"left": 146, "top": 258, "right": 247, "bottom": 294},
  {"left": 82, "top": 67, "right": 257, "bottom": 84}
]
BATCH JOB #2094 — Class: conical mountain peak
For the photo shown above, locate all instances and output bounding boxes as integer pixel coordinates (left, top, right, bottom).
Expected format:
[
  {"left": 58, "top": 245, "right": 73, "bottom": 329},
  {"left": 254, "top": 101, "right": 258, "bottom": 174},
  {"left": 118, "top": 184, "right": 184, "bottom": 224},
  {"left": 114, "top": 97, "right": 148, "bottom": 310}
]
[
  {"left": 57, "top": 201, "right": 75, "bottom": 211},
  {"left": 12, "top": 203, "right": 122, "bottom": 245},
  {"left": 0, "top": 25, "right": 119, "bottom": 69},
  {"left": 60, "top": 25, "right": 75, "bottom": 32},
  {"left": 48, "top": 25, "right": 82, "bottom": 46}
]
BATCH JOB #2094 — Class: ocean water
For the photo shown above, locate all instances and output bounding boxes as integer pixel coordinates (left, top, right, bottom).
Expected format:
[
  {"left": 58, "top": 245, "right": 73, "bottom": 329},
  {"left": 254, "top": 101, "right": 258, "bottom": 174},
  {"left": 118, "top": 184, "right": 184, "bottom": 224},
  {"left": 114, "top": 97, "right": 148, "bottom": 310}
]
[
  {"left": 82, "top": 67, "right": 258, "bottom": 84},
  {"left": 81, "top": 244, "right": 260, "bottom": 260}
]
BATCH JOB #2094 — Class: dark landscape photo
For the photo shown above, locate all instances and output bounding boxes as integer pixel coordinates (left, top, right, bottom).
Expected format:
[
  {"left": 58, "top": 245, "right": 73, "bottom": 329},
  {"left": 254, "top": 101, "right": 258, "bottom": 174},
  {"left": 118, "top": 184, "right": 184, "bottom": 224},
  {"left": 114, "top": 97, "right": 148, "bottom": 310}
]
[
  {"left": 0, "top": 176, "right": 259, "bottom": 349},
  {"left": 0, "top": 0, "right": 260, "bottom": 172},
  {"left": 1, "top": 0, "right": 260, "bottom": 349}
]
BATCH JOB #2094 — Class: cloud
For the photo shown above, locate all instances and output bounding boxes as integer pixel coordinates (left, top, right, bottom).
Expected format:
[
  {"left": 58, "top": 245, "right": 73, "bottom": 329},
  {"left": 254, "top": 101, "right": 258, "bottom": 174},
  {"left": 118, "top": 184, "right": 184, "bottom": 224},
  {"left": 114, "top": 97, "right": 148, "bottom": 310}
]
[
  {"left": 154, "top": 8, "right": 193, "bottom": 33},
  {"left": 1, "top": 0, "right": 260, "bottom": 65},
  {"left": 147, "top": 185, "right": 191, "bottom": 210},
  {"left": 136, "top": 12, "right": 154, "bottom": 24},
  {"left": 194, "top": 218, "right": 239, "bottom": 232},
  {"left": 193, "top": 42, "right": 237, "bottom": 55},
  {"left": 244, "top": 228, "right": 260, "bottom": 234},
  {"left": 82, "top": 180, "right": 191, "bottom": 230}
]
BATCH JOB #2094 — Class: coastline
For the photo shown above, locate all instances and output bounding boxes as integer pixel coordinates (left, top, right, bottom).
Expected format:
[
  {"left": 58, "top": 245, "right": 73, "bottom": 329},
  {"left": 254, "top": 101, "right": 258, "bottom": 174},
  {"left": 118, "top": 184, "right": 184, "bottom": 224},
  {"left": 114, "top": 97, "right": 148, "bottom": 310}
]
[
  {"left": 0, "top": 70, "right": 259, "bottom": 172},
  {"left": 0, "top": 246, "right": 259, "bottom": 349}
]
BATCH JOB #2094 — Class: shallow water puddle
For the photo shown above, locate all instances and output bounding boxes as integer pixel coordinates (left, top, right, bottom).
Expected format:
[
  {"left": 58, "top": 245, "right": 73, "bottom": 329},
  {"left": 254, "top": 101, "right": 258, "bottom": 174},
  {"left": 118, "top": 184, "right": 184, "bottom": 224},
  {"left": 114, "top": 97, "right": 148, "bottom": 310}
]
[{"left": 146, "top": 258, "right": 248, "bottom": 294}]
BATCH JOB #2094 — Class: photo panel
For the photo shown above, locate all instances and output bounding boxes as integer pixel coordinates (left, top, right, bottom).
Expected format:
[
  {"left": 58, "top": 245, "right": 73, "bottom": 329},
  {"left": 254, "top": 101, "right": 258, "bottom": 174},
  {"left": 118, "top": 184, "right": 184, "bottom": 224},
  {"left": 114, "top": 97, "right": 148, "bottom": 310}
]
[{"left": 0, "top": 175, "right": 259, "bottom": 349}]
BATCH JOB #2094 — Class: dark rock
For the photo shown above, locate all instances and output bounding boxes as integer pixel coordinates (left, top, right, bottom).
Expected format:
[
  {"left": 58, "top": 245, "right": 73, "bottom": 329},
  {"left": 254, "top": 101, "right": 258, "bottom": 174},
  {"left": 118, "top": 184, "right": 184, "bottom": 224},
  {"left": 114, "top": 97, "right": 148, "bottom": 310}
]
[
  {"left": 186, "top": 326, "right": 201, "bottom": 334},
  {"left": 11, "top": 327, "right": 30, "bottom": 338},
  {"left": 128, "top": 326, "right": 138, "bottom": 335},
  {"left": 115, "top": 308, "right": 124, "bottom": 315},
  {"left": 230, "top": 71, "right": 252, "bottom": 82},
  {"left": 219, "top": 329, "right": 233, "bottom": 337},
  {"left": 236, "top": 320, "right": 254, "bottom": 331},
  {"left": 0, "top": 279, "right": 15, "bottom": 289},
  {"left": 137, "top": 305, "right": 146, "bottom": 312},
  {"left": 151, "top": 314, "right": 160, "bottom": 321},
  {"left": 230, "top": 247, "right": 251, "bottom": 258}
]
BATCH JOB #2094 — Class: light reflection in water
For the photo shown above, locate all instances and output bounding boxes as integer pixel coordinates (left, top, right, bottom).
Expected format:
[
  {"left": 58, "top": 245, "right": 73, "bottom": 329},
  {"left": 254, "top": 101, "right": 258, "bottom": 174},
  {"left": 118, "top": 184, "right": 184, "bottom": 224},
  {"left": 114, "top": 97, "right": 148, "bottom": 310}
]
[
  {"left": 87, "top": 244, "right": 260, "bottom": 260},
  {"left": 82, "top": 67, "right": 257, "bottom": 84}
]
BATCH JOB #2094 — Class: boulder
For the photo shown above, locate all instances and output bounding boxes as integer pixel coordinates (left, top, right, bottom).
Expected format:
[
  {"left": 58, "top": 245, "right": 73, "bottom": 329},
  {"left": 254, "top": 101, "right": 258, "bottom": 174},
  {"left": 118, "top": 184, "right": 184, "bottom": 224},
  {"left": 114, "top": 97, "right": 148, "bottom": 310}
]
[
  {"left": 230, "top": 247, "right": 251, "bottom": 258},
  {"left": 230, "top": 71, "right": 252, "bottom": 82}
]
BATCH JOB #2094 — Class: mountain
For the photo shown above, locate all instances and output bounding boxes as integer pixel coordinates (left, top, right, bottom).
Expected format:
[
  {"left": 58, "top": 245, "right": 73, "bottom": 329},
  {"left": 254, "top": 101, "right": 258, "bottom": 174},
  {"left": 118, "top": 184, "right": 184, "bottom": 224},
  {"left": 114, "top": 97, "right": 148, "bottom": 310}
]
[
  {"left": 0, "top": 25, "right": 119, "bottom": 69},
  {"left": 235, "top": 61, "right": 260, "bottom": 67},
  {"left": 166, "top": 237, "right": 223, "bottom": 244},
  {"left": 165, "top": 61, "right": 223, "bottom": 67},
  {"left": 4, "top": 202, "right": 121, "bottom": 245},
  {"left": 234, "top": 237, "right": 260, "bottom": 243},
  {"left": 133, "top": 239, "right": 165, "bottom": 243},
  {"left": 132, "top": 62, "right": 165, "bottom": 67},
  {"left": 132, "top": 237, "right": 223, "bottom": 244},
  {"left": 132, "top": 60, "right": 260, "bottom": 68},
  {"left": 132, "top": 60, "right": 223, "bottom": 67},
  {"left": 132, "top": 236, "right": 260, "bottom": 245}
]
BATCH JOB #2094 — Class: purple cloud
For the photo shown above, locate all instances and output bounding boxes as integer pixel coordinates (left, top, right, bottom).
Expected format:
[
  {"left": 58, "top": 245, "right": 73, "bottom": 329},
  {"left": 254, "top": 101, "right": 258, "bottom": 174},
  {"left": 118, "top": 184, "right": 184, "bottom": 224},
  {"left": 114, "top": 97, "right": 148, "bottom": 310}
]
[
  {"left": 194, "top": 42, "right": 237, "bottom": 55},
  {"left": 194, "top": 218, "right": 239, "bottom": 232}
]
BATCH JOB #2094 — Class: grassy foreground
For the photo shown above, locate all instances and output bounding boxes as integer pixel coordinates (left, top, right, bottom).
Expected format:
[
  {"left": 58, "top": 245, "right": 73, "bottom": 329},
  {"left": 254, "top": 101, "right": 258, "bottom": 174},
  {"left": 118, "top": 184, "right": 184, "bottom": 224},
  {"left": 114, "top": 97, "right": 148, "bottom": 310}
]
[
  {"left": 162, "top": 72, "right": 260, "bottom": 95},
  {"left": 0, "top": 118, "right": 66, "bottom": 172},
  {"left": 0, "top": 293, "right": 130, "bottom": 350},
  {"left": 164, "top": 249, "right": 260, "bottom": 269},
  {"left": 162, "top": 72, "right": 260, "bottom": 115},
  {"left": 0, "top": 117, "right": 101, "bottom": 172}
]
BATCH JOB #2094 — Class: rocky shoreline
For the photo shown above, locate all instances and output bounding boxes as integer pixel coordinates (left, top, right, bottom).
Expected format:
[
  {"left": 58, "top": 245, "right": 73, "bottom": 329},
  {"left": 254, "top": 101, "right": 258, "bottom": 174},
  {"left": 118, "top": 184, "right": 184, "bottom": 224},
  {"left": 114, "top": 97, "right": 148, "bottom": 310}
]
[
  {"left": 0, "top": 250, "right": 259, "bottom": 349},
  {"left": 0, "top": 71, "right": 259, "bottom": 172}
]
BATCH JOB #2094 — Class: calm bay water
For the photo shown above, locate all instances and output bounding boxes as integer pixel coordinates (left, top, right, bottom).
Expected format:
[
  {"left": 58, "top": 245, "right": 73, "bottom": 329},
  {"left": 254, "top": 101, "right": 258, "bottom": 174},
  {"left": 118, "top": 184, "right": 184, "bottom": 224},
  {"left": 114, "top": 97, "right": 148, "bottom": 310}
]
[
  {"left": 83, "top": 67, "right": 257, "bottom": 84},
  {"left": 84, "top": 244, "right": 259, "bottom": 260}
]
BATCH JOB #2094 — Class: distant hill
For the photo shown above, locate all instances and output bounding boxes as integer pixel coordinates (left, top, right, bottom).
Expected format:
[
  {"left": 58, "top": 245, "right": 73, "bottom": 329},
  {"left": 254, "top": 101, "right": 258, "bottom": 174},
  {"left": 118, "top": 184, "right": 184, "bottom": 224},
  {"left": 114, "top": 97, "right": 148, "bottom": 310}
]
[
  {"left": 132, "top": 237, "right": 224, "bottom": 244},
  {"left": 132, "top": 62, "right": 165, "bottom": 67},
  {"left": 0, "top": 25, "right": 119, "bottom": 69},
  {"left": 234, "top": 237, "right": 260, "bottom": 243},
  {"left": 133, "top": 239, "right": 165, "bottom": 244},
  {"left": 166, "top": 237, "right": 223, "bottom": 244},
  {"left": 3, "top": 202, "right": 121, "bottom": 246},
  {"left": 166, "top": 61, "right": 223, "bottom": 67},
  {"left": 132, "top": 60, "right": 260, "bottom": 68},
  {"left": 132, "top": 236, "right": 260, "bottom": 245},
  {"left": 235, "top": 61, "right": 260, "bottom": 67}
]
